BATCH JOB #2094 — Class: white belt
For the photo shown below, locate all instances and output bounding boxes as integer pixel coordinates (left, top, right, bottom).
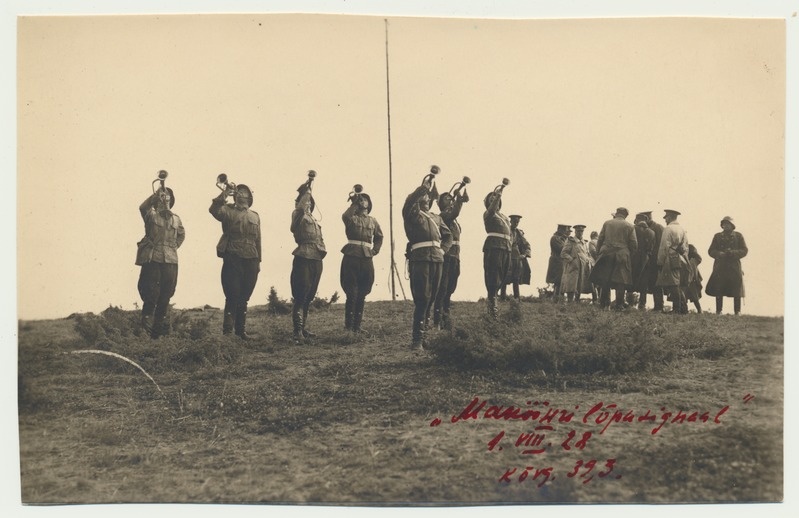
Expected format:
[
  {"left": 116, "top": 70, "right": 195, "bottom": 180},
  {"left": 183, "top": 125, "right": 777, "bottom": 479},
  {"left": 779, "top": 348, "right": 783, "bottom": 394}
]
[
  {"left": 347, "top": 239, "right": 372, "bottom": 247},
  {"left": 410, "top": 240, "right": 441, "bottom": 251},
  {"left": 451, "top": 240, "right": 460, "bottom": 246},
  {"left": 487, "top": 232, "right": 512, "bottom": 241}
]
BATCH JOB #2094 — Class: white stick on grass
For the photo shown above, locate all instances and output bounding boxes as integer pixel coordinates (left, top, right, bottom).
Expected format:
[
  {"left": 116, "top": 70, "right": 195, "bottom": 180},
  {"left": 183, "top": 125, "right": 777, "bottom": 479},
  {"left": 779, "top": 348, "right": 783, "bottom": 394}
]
[{"left": 68, "top": 349, "right": 163, "bottom": 393}]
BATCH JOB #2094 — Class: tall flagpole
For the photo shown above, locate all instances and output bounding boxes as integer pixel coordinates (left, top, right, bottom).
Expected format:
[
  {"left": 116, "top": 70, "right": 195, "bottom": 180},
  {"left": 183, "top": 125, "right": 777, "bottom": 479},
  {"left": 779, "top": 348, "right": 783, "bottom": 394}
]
[{"left": 384, "top": 18, "right": 404, "bottom": 301}]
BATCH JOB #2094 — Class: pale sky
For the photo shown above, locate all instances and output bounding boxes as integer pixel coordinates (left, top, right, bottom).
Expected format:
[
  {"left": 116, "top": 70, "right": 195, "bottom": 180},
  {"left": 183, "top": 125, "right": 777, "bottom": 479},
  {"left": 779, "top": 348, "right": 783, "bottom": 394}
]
[{"left": 16, "top": 13, "right": 786, "bottom": 319}]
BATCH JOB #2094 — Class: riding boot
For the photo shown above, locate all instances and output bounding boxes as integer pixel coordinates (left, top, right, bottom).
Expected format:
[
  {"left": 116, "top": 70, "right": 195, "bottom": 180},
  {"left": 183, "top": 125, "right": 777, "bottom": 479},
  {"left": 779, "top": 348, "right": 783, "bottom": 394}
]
[
  {"left": 223, "top": 301, "right": 235, "bottom": 335},
  {"left": 487, "top": 297, "right": 499, "bottom": 319},
  {"left": 353, "top": 312, "right": 365, "bottom": 333},
  {"left": 411, "top": 320, "right": 424, "bottom": 350},
  {"left": 151, "top": 315, "right": 164, "bottom": 339},
  {"left": 235, "top": 304, "right": 250, "bottom": 340},
  {"left": 302, "top": 307, "right": 315, "bottom": 338},
  {"left": 344, "top": 298, "right": 354, "bottom": 331},
  {"left": 141, "top": 312, "right": 154, "bottom": 335},
  {"left": 292, "top": 310, "right": 304, "bottom": 344},
  {"left": 433, "top": 309, "right": 442, "bottom": 330},
  {"left": 441, "top": 309, "right": 451, "bottom": 330}
]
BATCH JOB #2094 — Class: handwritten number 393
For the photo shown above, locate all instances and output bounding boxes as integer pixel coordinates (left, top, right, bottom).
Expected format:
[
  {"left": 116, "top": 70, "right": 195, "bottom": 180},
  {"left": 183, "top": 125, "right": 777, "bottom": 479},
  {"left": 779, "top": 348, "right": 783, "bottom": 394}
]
[{"left": 567, "top": 459, "right": 616, "bottom": 483}]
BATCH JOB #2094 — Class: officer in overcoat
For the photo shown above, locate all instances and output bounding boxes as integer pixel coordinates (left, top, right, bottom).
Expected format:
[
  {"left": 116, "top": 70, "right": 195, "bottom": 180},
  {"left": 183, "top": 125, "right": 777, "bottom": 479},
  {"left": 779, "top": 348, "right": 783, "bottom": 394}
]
[{"left": 705, "top": 216, "right": 748, "bottom": 315}]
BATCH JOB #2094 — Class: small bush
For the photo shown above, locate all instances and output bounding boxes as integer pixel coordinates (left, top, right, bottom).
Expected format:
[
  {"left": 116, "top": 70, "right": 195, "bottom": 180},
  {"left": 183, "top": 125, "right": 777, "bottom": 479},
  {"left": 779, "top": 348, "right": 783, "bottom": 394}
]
[
  {"left": 311, "top": 291, "right": 340, "bottom": 310},
  {"left": 267, "top": 286, "right": 291, "bottom": 315}
]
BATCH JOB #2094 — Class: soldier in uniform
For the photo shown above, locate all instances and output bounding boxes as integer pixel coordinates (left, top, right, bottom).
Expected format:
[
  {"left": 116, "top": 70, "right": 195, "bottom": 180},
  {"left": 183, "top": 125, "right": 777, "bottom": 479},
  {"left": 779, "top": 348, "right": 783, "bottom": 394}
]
[
  {"left": 546, "top": 224, "right": 571, "bottom": 300},
  {"left": 210, "top": 182, "right": 260, "bottom": 338},
  {"left": 136, "top": 182, "right": 185, "bottom": 338},
  {"left": 560, "top": 224, "right": 592, "bottom": 303},
  {"left": 705, "top": 216, "right": 748, "bottom": 315},
  {"left": 290, "top": 171, "right": 327, "bottom": 343},
  {"left": 588, "top": 230, "right": 600, "bottom": 303},
  {"left": 402, "top": 169, "right": 452, "bottom": 350},
  {"left": 589, "top": 207, "right": 638, "bottom": 310},
  {"left": 641, "top": 210, "right": 665, "bottom": 311},
  {"left": 340, "top": 185, "right": 383, "bottom": 332},
  {"left": 629, "top": 212, "right": 656, "bottom": 309},
  {"left": 432, "top": 183, "right": 469, "bottom": 330},
  {"left": 500, "top": 215, "right": 531, "bottom": 300},
  {"left": 656, "top": 209, "right": 689, "bottom": 314},
  {"left": 482, "top": 182, "right": 512, "bottom": 318}
]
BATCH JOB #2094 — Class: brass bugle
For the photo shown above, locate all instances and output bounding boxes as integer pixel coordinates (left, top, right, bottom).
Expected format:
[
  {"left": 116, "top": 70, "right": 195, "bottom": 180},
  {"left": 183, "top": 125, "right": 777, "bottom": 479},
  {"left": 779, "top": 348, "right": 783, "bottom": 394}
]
[
  {"left": 348, "top": 183, "right": 363, "bottom": 201},
  {"left": 152, "top": 169, "right": 168, "bottom": 193},
  {"left": 449, "top": 176, "right": 470, "bottom": 195},
  {"left": 493, "top": 177, "right": 510, "bottom": 193},
  {"left": 422, "top": 164, "right": 440, "bottom": 186},
  {"left": 216, "top": 173, "right": 236, "bottom": 195}
]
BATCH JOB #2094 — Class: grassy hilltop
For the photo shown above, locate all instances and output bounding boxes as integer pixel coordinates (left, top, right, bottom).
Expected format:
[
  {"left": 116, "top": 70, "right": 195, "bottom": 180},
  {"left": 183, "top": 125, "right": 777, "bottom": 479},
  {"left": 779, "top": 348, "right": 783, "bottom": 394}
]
[{"left": 17, "top": 298, "right": 783, "bottom": 504}]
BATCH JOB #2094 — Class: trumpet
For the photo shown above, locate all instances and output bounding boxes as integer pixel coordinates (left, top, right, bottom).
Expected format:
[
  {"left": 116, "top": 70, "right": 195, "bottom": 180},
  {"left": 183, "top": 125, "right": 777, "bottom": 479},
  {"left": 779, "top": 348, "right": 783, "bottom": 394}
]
[
  {"left": 303, "top": 169, "right": 317, "bottom": 191},
  {"left": 152, "top": 169, "right": 168, "bottom": 194},
  {"left": 216, "top": 173, "right": 237, "bottom": 196},
  {"left": 493, "top": 177, "right": 510, "bottom": 193},
  {"left": 348, "top": 183, "right": 364, "bottom": 201},
  {"left": 422, "top": 165, "right": 440, "bottom": 187},
  {"left": 449, "top": 176, "right": 470, "bottom": 196}
]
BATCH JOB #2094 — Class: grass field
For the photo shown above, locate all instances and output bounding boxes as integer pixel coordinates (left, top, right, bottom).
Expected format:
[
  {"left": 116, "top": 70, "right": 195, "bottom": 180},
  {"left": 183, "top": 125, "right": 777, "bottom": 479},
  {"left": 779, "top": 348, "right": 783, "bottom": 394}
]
[{"left": 17, "top": 297, "right": 783, "bottom": 505}]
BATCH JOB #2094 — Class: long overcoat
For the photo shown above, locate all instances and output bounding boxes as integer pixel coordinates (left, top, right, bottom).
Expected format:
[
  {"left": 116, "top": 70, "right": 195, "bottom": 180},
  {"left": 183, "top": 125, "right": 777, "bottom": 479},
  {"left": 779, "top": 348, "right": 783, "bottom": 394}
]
[
  {"left": 656, "top": 221, "right": 688, "bottom": 287},
  {"left": 631, "top": 223, "right": 655, "bottom": 293},
  {"left": 705, "top": 231, "right": 748, "bottom": 297},
  {"left": 589, "top": 217, "right": 638, "bottom": 288},
  {"left": 560, "top": 236, "right": 593, "bottom": 294},
  {"left": 545, "top": 233, "right": 567, "bottom": 284}
]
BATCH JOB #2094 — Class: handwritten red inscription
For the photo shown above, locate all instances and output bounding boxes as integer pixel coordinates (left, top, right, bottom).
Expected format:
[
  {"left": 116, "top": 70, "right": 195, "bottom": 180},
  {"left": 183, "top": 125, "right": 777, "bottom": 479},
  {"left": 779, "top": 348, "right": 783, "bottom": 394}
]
[{"left": 429, "top": 395, "right": 749, "bottom": 487}]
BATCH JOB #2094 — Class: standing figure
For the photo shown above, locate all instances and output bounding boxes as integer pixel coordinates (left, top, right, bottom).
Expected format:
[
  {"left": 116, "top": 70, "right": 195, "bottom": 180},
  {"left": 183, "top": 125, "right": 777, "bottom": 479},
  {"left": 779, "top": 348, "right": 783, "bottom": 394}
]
[
  {"left": 683, "top": 244, "right": 704, "bottom": 313},
  {"left": 433, "top": 177, "right": 469, "bottom": 329},
  {"left": 546, "top": 224, "right": 571, "bottom": 300},
  {"left": 629, "top": 213, "right": 656, "bottom": 309},
  {"left": 560, "top": 224, "right": 592, "bottom": 303},
  {"left": 290, "top": 171, "right": 327, "bottom": 343},
  {"left": 656, "top": 209, "right": 689, "bottom": 314},
  {"left": 210, "top": 175, "right": 260, "bottom": 339},
  {"left": 136, "top": 172, "right": 185, "bottom": 338},
  {"left": 588, "top": 230, "right": 600, "bottom": 303},
  {"left": 705, "top": 216, "right": 748, "bottom": 315},
  {"left": 402, "top": 166, "right": 452, "bottom": 350},
  {"left": 589, "top": 207, "right": 638, "bottom": 310},
  {"left": 501, "top": 215, "right": 531, "bottom": 300},
  {"left": 482, "top": 179, "right": 512, "bottom": 318},
  {"left": 340, "top": 184, "right": 383, "bottom": 333},
  {"left": 642, "top": 211, "right": 666, "bottom": 311}
]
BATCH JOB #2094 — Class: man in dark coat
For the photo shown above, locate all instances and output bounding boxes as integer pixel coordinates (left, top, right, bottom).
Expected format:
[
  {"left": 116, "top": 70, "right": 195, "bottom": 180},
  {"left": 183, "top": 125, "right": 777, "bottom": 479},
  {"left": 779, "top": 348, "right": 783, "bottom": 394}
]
[
  {"left": 642, "top": 210, "right": 665, "bottom": 311},
  {"left": 629, "top": 212, "right": 656, "bottom": 309},
  {"left": 433, "top": 186, "right": 468, "bottom": 330},
  {"left": 705, "top": 216, "right": 748, "bottom": 315},
  {"left": 501, "top": 215, "right": 531, "bottom": 300},
  {"left": 210, "top": 182, "right": 260, "bottom": 338},
  {"left": 589, "top": 207, "right": 638, "bottom": 309},
  {"left": 137, "top": 185, "right": 185, "bottom": 338},
  {"left": 546, "top": 224, "right": 571, "bottom": 300},
  {"left": 403, "top": 173, "right": 452, "bottom": 350},
  {"left": 340, "top": 186, "right": 383, "bottom": 333}
]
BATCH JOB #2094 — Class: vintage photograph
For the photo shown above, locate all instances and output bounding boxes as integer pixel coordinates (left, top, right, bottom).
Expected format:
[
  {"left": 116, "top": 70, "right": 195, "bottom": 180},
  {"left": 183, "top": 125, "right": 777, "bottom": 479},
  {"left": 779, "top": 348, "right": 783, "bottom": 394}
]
[{"left": 10, "top": 1, "right": 793, "bottom": 513}]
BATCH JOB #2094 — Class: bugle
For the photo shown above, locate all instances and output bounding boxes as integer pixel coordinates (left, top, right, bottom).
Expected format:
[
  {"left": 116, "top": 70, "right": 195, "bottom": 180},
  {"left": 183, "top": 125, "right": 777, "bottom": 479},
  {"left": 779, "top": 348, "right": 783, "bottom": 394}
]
[
  {"left": 449, "top": 176, "right": 471, "bottom": 196},
  {"left": 422, "top": 165, "right": 440, "bottom": 187},
  {"left": 152, "top": 169, "right": 168, "bottom": 194},
  {"left": 216, "top": 173, "right": 237, "bottom": 196},
  {"left": 493, "top": 177, "right": 510, "bottom": 193}
]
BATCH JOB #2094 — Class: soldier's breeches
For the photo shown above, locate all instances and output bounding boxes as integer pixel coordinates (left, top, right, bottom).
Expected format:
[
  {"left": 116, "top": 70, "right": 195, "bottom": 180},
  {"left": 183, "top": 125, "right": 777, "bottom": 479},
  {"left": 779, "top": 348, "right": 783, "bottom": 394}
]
[
  {"left": 291, "top": 256, "right": 323, "bottom": 312},
  {"left": 340, "top": 255, "right": 374, "bottom": 301},
  {"left": 434, "top": 256, "right": 460, "bottom": 314},
  {"left": 221, "top": 256, "right": 260, "bottom": 306},
  {"left": 138, "top": 263, "right": 178, "bottom": 318},
  {"left": 409, "top": 260, "right": 443, "bottom": 329},
  {"left": 483, "top": 248, "right": 510, "bottom": 297}
]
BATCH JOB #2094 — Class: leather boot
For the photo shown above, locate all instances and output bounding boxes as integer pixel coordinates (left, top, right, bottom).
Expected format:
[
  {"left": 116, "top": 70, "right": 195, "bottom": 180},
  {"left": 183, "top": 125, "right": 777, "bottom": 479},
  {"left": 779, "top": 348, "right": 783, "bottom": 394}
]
[
  {"left": 141, "top": 313, "right": 154, "bottom": 335},
  {"left": 292, "top": 310, "right": 304, "bottom": 344},
  {"left": 487, "top": 297, "right": 498, "bottom": 320},
  {"left": 344, "top": 299, "right": 354, "bottom": 331},
  {"left": 432, "top": 309, "right": 442, "bottom": 330},
  {"left": 235, "top": 305, "right": 250, "bottom": 339},
  {"left": 353, "top": 312, "right": 364, "bottom": 333},
  {"left": 302, "top": 307, "right": 315, "bottom": 338},
  {"left": 411, "top": 320, "right": 424, "bottom": 350},
  {"left": 223, "top": 312, "right": 235, "bottom": 335},
  {"left": 150, "top": 315, "right": 164, "bottom": 339}
]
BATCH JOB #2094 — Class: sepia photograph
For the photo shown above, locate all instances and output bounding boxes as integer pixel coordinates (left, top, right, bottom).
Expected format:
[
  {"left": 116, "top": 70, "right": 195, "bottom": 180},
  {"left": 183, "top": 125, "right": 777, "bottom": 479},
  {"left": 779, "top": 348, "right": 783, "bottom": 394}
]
[{"left": 6, "top": 0, "right": 797, "bottom": 515}]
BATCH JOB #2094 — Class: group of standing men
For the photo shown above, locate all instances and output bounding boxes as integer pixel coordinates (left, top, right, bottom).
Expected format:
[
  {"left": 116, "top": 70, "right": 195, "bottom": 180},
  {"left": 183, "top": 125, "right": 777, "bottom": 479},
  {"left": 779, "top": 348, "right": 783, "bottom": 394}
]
[
  {"left": 134, "top": 169, "right": 750, "bottom": 347},
  {"left": 135, "top": 170, "right": 384, "bottom": 343},
  {"left": 545, "top": 208, "right": 748, "bottom": 315}
]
